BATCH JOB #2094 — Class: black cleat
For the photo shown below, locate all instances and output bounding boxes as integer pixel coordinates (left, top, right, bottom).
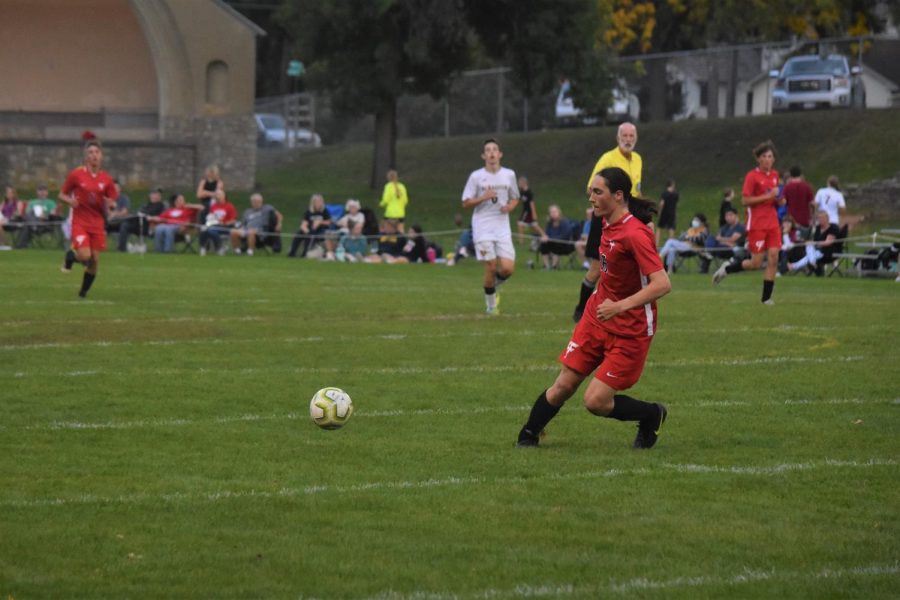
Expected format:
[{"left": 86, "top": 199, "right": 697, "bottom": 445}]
[
  {"left": 78, "top": 290, "right": 87, "bottom": 299},
  {"left": 633, "top": 403, "right": 667, "bottom": 449},
  {"left": 516, "top": 428, "right": 542, "bottom": 448}
]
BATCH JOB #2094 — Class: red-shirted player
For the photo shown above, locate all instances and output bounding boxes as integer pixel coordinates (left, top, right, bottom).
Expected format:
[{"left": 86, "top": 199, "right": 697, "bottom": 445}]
[
  {"left": 59, "top": 139, "right": 118, "bottom": 298},
  {"left": 517, "top": 167, "right": 671, "bottom": 449},
  {"left": 713, "top": 140, "right": 785, "bottom": 304}
]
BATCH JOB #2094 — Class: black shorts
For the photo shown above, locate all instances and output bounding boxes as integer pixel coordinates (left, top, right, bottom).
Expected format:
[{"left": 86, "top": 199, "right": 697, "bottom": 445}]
[
  {"left": 658, "top": 212, "right": 676, "bottom": 230},
  {"left": 585, "top": 214, "right": 603, "bottom": 260}
]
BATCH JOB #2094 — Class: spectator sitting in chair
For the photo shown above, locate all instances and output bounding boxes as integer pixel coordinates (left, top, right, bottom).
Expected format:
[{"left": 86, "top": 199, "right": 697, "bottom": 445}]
[
  {"left": 228, "top": 192, "right": 282, "bottom": 256},
  {"left": 199, "top": 189, "right": 238, "bottom": 255},
  {"left": 118, "top": 187, "right": 165, "bottom": 252},
  {"left": 17, "top": 184, "right": 63, "bottom": 249},
  {"left": 288, "top": 193, "right": 332, "bottom": 258},
  {"left": 1, "top": 185, "right": 25, "bottom": 249},
  {"left": 785, "top": 210, "right": 839, "bottom": 277},
  {"left": 699, "top": 207, "right": 746, "bottom": 274},
  {"left": 533, "top": 204, "right": 575, "bottom": 270},
  {"left": 106, "top": 179, "right": 131, "bottom": 235},
  {"left": 659, "top": 212, "right": 709, "bottom": 273},
  {"left": 447, "top": 212, "right": 474, "bottom": 267},
  {"left": 150, "top": 193, "right": 199, "bottom": 253}
]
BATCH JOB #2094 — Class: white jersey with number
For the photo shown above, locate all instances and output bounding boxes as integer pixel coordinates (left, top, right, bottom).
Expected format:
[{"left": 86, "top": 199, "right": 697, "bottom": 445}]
[
  {"left": 461, "top": 166, "right": 520, "bottom": 244},
  {"left": 814, "top": 187, "right": 845, "bottom": 225}
]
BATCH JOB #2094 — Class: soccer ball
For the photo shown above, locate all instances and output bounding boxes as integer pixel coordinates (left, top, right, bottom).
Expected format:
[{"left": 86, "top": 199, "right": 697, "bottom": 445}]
[{"left": 309, "top": 387, "right": 354, "bottom": 430}]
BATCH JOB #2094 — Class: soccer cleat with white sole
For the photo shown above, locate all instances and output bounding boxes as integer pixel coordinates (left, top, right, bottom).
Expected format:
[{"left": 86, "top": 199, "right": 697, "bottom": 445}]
[{"left": 712, "top": 261, "right": 729, "bottom": 285}]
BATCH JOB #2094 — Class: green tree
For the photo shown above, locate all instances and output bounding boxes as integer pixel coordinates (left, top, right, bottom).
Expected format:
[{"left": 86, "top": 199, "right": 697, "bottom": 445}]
[
  {"left": 279, "top": 0, "right": 470, "bottom": 188},
  {"left": 465, "top": 0, "right": 611, "bottom": 122}
]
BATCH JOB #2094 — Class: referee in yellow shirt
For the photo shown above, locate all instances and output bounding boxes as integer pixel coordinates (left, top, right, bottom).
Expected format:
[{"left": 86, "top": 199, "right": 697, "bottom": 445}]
[{"left": 573, "top": 122, "right": 643, "bottom": 322}]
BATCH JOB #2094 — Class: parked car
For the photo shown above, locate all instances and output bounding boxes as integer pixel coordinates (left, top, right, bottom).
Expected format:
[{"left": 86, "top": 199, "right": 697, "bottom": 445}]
[
  {"left": 770, "top": 55, "right": 865, "bottom": 112},
  {"left": 254, "top": 113, "right": 322, "bottom": 148},
  {"left": 555, "top": 79, "right": 640, "bottom": 126}
]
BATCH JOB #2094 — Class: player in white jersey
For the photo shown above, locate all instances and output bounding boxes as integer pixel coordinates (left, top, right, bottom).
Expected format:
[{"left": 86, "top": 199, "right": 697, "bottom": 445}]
[{"left": 461, "top": 138, "right": 520, "bottom": 315}]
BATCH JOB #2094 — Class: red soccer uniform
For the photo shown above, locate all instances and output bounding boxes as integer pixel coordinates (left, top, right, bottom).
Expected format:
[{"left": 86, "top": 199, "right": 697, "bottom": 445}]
[
  {"left": 62, "top": 166, "right": 116, "bottom": 231},
  {"left": 741, "top": 167, "right": 780, "bottom": 231},
  {"left": 207, "top": 201, "right": 237, "bottom": 225},
  {"left": 561, "top": 214, "right": 665, "bottom": 390}
]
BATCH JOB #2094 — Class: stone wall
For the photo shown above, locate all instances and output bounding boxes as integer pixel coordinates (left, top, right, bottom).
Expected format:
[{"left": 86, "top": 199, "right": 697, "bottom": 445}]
[
  {"left": 1, "top": 114, "right": 257, "bottom": 193},
  {"left": 844, "top": 173, "right": 900, "bottom": 221}
]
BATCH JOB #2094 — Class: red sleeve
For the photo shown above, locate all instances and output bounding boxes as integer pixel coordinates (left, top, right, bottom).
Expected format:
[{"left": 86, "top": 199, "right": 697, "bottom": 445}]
[
  {"left": 741, "top": 171, "right": 756, "bottom": 198},
  {"left": 61, "top": 170, "right": 79, "bottom": 195},
  {"left": 227, "top": 204, "right": 237, "bottom": 222},
  {"left": 104, "top": 176, "right": 118, "bottom": 201},
  {"left": 632, "top": 223, "right": 665, "bottom": 275}
]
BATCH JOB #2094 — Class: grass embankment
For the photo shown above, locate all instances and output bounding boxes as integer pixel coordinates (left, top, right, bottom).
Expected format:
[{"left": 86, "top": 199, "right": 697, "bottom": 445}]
[{"left": 257, "top": 107, "right": 900, "bottom": 233}]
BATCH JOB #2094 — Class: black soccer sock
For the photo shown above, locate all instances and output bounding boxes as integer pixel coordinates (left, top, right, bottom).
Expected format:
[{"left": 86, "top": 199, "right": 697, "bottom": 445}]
[
  {"left": 605, "top": 394, "right": 656, "bottom": 422},
  {"left": 64, "top": 249, "right": 79, "bottom": 269},
  {"left": 761, "top": 279, "right": 774, "bottom": 303},
  {"left": 79, "top": 272, "right": 96, "bottom": 297},
  {"left": 575, "top": 277, "right": 596, "bottom": 312},
  {"left": 520, "top": 390, "right": 561, "bottom": 437},
  {"left": 495, "top": 272, "right": 509, "bottom": 287},
  {"left": 725, "top": 260, "right": 744, "bottom": 274},
  {"left": 484, "top": 286, "right": 496, "bottom": 296}
]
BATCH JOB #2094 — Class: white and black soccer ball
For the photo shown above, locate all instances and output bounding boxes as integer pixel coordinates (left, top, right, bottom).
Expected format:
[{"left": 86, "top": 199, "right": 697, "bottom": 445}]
[{"left": 309, "top": 387, "right": 354, "bottom": 430}]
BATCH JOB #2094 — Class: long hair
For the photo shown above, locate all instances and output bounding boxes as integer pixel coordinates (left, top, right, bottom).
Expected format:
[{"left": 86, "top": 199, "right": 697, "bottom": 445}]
[{"left": 597, "top": 167, "right": 657, "bottom": 225}]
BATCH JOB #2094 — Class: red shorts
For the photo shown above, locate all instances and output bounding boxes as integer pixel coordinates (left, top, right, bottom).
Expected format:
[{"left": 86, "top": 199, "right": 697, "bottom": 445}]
[
  {"left": 71, "top": 223, "right": 107, "bottom": 252},
  {"left": 746, "top": 226, "right": 781, "bottom": 253},
  {"left": 559, "top": 320, "right": 651, "bottom": 390}
]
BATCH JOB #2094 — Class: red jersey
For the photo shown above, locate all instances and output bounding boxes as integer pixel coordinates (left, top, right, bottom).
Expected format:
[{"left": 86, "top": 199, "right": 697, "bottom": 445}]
[
  {"left": 782, "top": 179, "right": 814, "bottom": 227},
  {"left": 159, "top": 206, "right": 197, "bottom": 225},
  {"left": 207, "top": 201, "right": 237, "bottom": 225},
  {"left": 584, "top": 213, "right": 664, "bottom": 338},
  {"left": 62, "top": 166, "right": 117, "bottom": 231},
  {"left": 741, "top": 167, "right": 780, "bottom": 231}
]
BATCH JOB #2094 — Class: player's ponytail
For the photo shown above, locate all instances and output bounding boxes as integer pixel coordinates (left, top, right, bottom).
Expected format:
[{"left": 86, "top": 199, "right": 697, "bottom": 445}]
[{"left": 597, "top": 167, "right": 657, "bottom": 225}]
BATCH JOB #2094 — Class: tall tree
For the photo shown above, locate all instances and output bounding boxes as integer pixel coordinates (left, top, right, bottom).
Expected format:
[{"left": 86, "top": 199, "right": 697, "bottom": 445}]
[
  {"left": 279, "top": 0, "right": 470, "bottom": 188},
  {"left": 466, "top": 0, "right": 611, "bottom": 125}
]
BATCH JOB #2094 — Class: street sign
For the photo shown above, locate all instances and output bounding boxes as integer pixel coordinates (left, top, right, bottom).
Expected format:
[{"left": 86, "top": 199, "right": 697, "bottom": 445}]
[{"left": 287, "top": 60, "right": 304, "bottom": 77}]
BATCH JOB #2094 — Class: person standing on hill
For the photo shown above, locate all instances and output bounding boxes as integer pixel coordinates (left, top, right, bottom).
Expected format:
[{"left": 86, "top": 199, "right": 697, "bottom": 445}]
[
  {"left": 461, "top": 138, "right": 520, "bottom": 316},
  {"left": 572, "top": 122, "right": 642, "bottom": 322},
  {"left": 782, "top": 165, "right": 815, "bottom": 233},
  {"left": 517, "top": 167, "right": 669, "bottom": 449},
  {"left": 656, "top": 179, "right": 679, "bottom": 246},
  {"left": 380, "top": 169, "right": 409, "bottom": 234},
  {"left": 713, "top": 140, "right": 784, "bottom": 305},
  {"left": 59, "top": 139, "right": 118, "bottom": 298}
]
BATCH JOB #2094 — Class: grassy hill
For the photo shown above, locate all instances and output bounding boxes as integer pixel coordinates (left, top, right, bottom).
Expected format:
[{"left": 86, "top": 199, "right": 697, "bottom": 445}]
[{"left": 256, "top": 107, "right": 900, "bottom": 234}]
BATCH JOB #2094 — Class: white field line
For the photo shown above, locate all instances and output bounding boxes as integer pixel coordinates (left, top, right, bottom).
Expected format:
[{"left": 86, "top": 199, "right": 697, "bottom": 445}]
[
  {"left": 13, "top": 397, "right": 896, "bottom": 433},
  {"left": 3, "top": 355, "right": 867, "bottom": 380},
  {"left": 0, "top": 328, "right": 573, "bottom": 352},
  {"left": 0, "top": 458, "right": 894, "bottom": 510},
  {"left": 363, "top": 563, "right": 900, "bottom": 599}
]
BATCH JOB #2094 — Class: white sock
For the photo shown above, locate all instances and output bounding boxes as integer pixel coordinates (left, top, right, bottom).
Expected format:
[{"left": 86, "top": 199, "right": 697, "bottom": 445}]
[{"left": 485, "top": 292, "right": 496, "bottom": 310}]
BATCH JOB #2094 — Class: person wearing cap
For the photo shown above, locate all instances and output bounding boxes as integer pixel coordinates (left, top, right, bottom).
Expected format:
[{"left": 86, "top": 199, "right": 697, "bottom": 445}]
[{"left": 117, "top": 187, "right": 165, "bottom": 252}]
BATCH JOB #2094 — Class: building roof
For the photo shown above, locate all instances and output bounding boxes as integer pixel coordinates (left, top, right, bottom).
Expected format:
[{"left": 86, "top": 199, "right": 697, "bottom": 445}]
[{"left": 213, "top": 0, "right": 266, "bottom": 37}]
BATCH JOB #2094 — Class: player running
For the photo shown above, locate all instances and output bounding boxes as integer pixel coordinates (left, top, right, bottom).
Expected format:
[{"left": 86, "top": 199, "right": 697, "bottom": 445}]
[
  {"left": 461, "top": 138, "right": 520, "bottom": 315},
  {"left": 712, "top": 140, "right": 784, "bottom": 304},
  {"left": 517, "top": 167, "right": 670, "bottom": 449},
  {"left": 59, "top": 139, "right": 118, "bottom": 298}
]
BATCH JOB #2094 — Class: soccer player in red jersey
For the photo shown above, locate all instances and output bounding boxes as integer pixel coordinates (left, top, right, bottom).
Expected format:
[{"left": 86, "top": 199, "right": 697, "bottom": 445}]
[
  {"left": 517, "top": 167, "right": 671, "bottom": 449},
  {"left": 59, "top": 139, "right": 118, "bottom": 298},
  {"left": 712, "top": 140, "right": 784, "bottom": 304}
]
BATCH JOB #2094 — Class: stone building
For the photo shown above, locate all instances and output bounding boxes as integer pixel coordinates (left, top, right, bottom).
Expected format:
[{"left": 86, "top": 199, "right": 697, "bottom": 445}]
[{"left": 0, "top": 0, "right": 263, "bottom": 191}]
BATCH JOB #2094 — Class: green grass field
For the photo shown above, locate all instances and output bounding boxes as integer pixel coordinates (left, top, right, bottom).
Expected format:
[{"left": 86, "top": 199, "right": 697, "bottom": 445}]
[{"left": 2, "top": 249, "right": 898, "bottom": 598}]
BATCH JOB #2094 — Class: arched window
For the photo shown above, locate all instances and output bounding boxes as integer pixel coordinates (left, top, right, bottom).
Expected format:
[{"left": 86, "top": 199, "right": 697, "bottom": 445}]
[{"left": 206, "top": 60, "right": 229, "bottom": 105}]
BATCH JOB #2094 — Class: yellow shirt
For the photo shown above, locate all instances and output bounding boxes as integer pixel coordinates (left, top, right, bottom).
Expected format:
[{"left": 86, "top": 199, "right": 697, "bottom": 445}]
[
  {"left": 586, "top": 147, "right": 642, "bottom": 196},
  {"left": 380, "top": 181, "right": 409, "bottom": 219}
]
